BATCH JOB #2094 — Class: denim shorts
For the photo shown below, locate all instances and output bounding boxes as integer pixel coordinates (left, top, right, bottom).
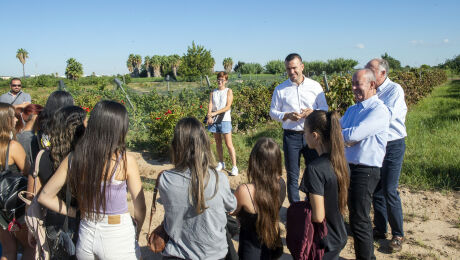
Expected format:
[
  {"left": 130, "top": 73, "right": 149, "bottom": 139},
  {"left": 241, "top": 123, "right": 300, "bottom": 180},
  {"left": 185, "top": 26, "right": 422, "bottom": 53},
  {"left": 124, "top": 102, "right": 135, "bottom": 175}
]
[{"left": 208, "top": 121, "right": 232, "bottom": 134}]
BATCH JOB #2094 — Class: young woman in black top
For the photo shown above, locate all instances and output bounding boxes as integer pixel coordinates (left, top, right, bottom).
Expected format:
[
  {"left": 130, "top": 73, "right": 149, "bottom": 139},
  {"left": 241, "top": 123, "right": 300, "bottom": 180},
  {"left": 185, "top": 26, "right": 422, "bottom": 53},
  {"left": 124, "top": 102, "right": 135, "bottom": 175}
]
[
  {"left": 299, "top": 110, "right": 349, "bottom": 260},
  {"left": 233, "top": 137, "right": 286, "bottom": 259}
]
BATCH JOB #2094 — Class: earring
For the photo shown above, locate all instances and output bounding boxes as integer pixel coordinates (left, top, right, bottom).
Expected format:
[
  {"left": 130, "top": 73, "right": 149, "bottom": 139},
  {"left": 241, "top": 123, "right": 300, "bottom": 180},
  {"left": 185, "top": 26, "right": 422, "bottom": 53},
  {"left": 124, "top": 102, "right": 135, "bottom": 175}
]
[{"left": 10, "top": 131, "right": 13, "bottom": 140}]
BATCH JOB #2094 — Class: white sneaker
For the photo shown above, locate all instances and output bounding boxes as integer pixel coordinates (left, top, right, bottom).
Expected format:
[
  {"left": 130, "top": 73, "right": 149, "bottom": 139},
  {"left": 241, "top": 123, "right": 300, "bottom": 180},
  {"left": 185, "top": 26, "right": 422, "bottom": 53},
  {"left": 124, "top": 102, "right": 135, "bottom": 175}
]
[
  {"left": 230, "top": 166, "right": 239, "bottom": 176},
  {"left": 216, "top": 162, "right": 225, "bottom": 171}
]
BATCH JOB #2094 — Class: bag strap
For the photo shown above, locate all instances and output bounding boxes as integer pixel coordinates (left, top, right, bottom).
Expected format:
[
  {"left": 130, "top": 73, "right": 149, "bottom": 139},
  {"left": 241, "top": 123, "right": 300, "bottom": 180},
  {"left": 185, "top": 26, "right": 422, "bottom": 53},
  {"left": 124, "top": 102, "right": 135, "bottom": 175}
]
[
  {"left": 63, "top": 153, "right": 72, "bottom": 232},
  {"left": 147, "top": 171, "right": 164, "bottom": 236},
  {"left": 32, "top": 150, "right": 45, "bottom": 194},
  {"left": 10, "top": 92, "right": 22, "bottom": 105},
  {"left": 3, "top": 141, "right": 11, "bottom": 171}
]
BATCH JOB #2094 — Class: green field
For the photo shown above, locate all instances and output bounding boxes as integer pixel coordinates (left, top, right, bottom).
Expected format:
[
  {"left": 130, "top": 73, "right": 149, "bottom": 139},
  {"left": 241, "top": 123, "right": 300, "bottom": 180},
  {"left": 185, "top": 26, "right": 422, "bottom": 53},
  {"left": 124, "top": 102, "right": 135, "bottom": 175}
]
[{"left": 401, "top": 79, "right": 460, "bottom": 190}]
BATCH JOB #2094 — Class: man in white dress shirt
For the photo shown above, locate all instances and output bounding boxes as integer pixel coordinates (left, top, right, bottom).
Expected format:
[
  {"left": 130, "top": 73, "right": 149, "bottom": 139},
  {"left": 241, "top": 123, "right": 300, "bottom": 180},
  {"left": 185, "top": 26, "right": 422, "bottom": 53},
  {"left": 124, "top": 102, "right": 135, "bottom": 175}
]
[
  {"left": 269, "top": 53, "right": 328, "bottom": 203},
  {"left": 366, "top": 58, "right": 407, "bottom": 252},
  {"left": 341, "top": 69, "right": 390, "bottom": 260}
]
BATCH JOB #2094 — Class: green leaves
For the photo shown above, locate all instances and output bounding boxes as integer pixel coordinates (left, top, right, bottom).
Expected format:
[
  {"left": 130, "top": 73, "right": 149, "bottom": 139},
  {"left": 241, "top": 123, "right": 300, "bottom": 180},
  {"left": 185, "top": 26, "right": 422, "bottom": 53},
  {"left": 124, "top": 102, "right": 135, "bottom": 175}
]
[
  {"left": 65, "top": 58, "right": 83, "bottom": 80},
  {"left": 179, "top": 41, "right": 215, "bottom": 81}
]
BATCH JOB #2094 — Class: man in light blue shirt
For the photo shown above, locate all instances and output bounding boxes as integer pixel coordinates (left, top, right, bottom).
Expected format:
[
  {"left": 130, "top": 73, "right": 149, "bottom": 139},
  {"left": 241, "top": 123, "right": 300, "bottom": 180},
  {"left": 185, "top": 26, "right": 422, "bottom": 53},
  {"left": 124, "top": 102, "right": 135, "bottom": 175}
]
[
  {"left": 270, "top": 53, "right": 328, "bottom": 203},
  {"left": 341, "top": 69, "right": 390, "bottom": 260},
  {"left": 366, "top": 58, "right": 407, "bottom": 252}
]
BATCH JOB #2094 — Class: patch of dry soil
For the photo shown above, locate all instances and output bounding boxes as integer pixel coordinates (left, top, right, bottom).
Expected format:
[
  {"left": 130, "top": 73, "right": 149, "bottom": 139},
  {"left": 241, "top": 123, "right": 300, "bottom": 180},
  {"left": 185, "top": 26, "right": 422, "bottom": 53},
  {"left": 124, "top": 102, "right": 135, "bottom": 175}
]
[{"left": 128, "top": 152, "right": 460, "bottom": 260}]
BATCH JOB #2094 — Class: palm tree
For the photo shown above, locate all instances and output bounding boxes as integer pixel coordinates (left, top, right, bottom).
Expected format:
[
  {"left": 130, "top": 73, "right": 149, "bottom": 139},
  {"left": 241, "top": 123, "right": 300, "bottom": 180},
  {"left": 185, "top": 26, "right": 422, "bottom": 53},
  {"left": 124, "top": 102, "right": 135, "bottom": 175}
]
[
  {"left": 127, "top": 54, "right": 135, "bottom": 74},
  {"left": 144, "top": 56, "right": 151, "bottom": 78},
  {"left": 150, "top": 55, "right": 162, "bottom": 77},
  {"left": 223, "top": 57, "right": 233, "bottom": 73},
  {"left": 16, "top": 48, "right": 29, "bottom": 78},
  {"left": 169, "top": 54, "right": 181, "bottom": 78},
  {"left": 133, "top": 55, "right": 142, "bottom": 77}
]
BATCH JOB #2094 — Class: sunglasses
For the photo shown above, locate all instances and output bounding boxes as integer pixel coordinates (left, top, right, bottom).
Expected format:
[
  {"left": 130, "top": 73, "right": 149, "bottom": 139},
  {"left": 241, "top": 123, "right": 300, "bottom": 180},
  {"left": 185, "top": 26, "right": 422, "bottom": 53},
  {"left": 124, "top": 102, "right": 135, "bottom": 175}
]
[{"left": 11, "top": 84, "right": 22, "bottom": 87}]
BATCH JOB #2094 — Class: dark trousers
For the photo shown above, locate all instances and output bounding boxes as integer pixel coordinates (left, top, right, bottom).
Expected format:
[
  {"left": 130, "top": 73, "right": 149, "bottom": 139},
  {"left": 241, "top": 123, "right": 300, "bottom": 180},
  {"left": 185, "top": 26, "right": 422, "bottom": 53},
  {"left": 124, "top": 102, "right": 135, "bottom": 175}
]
[
  {"left": 373, "top": 138, "right": 405, "bottom": 237},
  {"left": 348, "top": 165, "right": 380, "bottom": 260},
  {"left": 283, "top": 130, "right": 318, "bottom": 203}
]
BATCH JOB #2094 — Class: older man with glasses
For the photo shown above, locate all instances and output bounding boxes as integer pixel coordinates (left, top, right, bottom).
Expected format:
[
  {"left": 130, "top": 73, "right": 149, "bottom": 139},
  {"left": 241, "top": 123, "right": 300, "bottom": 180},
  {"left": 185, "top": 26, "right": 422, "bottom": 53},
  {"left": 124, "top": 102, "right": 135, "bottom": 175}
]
[{"left": 0, "top": 78, "right": 31, "bottom": 109}]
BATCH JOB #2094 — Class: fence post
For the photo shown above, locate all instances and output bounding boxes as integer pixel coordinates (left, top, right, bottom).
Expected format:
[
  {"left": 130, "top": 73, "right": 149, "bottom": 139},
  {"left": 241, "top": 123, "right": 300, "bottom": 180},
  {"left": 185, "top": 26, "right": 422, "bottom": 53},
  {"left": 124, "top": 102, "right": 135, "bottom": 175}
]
[
  {"left": 323, "top": 71, "right": 330, "bottom": 92},
  {"left": 114, "top": 78, "right": 135, "bottom": 110},
  {"left": 205, "top": 75, "right": 211, "bottom": 87},
  {"left": 58, "top": 80, "right": 67, "bottom": 91}
]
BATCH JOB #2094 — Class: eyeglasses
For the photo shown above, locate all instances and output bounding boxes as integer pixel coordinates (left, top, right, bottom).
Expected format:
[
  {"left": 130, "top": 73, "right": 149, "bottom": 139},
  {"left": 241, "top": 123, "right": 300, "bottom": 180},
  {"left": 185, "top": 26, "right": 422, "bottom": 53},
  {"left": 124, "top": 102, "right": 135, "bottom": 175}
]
[
  {"left": 217, "top": 79, "right": 226, "bottom": 82},
  {"left": 11, "top": 84, "right": 22, "bottom": 87}
]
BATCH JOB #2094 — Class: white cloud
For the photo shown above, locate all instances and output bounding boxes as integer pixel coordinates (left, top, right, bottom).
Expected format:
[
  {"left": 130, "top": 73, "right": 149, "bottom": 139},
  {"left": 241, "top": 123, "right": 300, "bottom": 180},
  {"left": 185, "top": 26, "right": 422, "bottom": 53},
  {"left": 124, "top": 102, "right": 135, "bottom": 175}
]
[
  {"left": 356, "top": 43, "right": 365, "bottom": 49},
  {"left": 410, "top": 40, "right": 425, "bottom": 45},
  {"left": 443, "top": 38, "right": 449, "bottom": 43}
]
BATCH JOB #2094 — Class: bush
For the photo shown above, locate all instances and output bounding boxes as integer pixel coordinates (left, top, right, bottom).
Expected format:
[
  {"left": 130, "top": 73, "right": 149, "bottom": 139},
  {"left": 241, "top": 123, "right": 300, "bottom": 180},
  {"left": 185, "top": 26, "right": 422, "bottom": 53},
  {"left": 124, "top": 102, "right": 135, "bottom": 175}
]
[
  {"left": 239, "top": 63, "right": 264, "bottom": 74},
  {"left": 265, "top": 60, "right": 285, "bottom": 74}
]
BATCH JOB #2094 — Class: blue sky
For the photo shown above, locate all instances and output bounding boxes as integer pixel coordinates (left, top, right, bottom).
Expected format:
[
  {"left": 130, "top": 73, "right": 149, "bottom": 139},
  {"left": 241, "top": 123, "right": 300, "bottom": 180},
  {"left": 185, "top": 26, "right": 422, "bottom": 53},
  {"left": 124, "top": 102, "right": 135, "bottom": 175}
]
[{"left": 1, "top": 0, "right": 458, "bottom": 76}]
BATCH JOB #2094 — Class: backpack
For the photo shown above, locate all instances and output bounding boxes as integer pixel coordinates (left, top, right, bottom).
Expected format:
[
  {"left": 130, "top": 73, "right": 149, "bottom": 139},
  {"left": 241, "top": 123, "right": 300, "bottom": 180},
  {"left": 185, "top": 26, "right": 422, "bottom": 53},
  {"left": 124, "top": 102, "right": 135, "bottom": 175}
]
[
  {"left": 0, "top": 141, "right": 27, "bottom": 227},
  {"left": 286, "top": 201, "right": 328, "bottom": 260},
  {"left": 18, "top": 150, "right": 50, "bottom": 260}
]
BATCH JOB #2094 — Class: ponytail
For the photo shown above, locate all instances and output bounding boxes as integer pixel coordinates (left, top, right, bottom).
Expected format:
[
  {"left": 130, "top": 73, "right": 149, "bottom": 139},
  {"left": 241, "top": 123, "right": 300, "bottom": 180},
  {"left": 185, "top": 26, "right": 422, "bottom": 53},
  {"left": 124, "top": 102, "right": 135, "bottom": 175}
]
[
  {"left": 328, "top": 111, "right": 349, "bottom": 214},
  {"left": 305, "top": 110, "right": 349, "bottom": 214}
]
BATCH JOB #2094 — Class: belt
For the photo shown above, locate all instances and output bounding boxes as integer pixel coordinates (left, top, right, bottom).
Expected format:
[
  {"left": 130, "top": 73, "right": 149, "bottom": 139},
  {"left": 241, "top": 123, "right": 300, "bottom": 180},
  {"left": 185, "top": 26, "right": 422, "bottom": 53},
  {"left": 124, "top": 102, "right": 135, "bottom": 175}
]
[
  {"left": 283, "top": 129, "right": 304, "bottom": 134},
  {"left": 349, "top": 163, "right": 379, "bottom": 169}
]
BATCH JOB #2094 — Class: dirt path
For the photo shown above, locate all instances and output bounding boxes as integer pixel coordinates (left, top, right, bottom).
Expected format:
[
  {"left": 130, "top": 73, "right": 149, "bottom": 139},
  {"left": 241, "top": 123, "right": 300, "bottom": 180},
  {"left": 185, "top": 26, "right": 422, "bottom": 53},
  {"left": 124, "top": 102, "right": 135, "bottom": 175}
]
[{"left": 128, "top": 151, "right": 460, "bottom": 259}]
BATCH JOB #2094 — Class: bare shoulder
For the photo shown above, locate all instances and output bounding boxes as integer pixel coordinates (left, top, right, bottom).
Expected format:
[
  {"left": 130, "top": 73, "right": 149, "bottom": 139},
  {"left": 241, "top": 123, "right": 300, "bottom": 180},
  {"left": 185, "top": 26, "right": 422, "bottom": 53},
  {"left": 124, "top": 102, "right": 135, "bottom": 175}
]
[{"left": 10, "top": 140, "right": 25, "bottom": 152}]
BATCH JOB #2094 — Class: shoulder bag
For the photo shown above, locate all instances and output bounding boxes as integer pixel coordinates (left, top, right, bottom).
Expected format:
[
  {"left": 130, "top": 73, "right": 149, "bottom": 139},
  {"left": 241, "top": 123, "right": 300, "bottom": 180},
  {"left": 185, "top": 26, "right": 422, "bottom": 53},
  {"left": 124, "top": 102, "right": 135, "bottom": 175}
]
[
  {"left": 18, "top": 150, "right": 50, "bottom": 260},
  {"left": 0, "top": 141, "right": 27, "bottom": 228}
]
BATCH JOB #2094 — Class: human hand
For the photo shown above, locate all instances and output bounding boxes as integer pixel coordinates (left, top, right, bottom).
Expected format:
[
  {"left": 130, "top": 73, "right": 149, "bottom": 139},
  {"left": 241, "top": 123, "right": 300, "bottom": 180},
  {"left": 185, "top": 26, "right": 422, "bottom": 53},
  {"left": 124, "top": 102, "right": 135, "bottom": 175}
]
[
  {"left": 207, "top": 116, "right": 214, "bottom": 125},
  {"left": 283, "top": 112, "right": 302, "bottom": 121},
  {"left": 300, "top": 108, "right": 313, "bottom": 118}
]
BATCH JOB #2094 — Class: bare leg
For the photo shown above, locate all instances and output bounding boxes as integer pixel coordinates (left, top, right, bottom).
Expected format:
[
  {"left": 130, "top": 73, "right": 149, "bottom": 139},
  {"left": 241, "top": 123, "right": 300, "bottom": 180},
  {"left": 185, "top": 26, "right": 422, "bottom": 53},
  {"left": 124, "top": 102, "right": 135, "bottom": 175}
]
[
  {"left": 223, "top": 133, "right": 237, "bottom": 167},
  {"left": 0, "top": 228, "right": 17, "bottom": 260},
  {"left": 214, "top": 133, "right": 224, "bottom": 163}
]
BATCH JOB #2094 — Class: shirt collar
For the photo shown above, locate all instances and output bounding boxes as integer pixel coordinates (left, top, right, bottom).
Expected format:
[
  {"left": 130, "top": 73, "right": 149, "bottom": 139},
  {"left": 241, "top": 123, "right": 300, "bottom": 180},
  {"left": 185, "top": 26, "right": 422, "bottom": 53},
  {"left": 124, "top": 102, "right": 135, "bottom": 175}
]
[
  {"left": 288, "top": 75, "right": 306, "bottom": 87},
  {"left": 8, "top": 90, "right": 23, "bottom": 96},
  {"left": 359, "top": 95, "right": 378, "bottom": 109},
  {"left": 377, "top": 77, "right": 391, "bottom": 93}
]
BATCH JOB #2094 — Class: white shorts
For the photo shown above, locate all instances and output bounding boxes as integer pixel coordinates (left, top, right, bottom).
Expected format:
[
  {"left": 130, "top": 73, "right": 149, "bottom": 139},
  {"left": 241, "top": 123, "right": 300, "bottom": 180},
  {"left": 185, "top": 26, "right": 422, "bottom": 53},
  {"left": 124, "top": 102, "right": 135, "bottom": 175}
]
[{"left": 76, "top": 212, "right": 141, "bottom": 260}]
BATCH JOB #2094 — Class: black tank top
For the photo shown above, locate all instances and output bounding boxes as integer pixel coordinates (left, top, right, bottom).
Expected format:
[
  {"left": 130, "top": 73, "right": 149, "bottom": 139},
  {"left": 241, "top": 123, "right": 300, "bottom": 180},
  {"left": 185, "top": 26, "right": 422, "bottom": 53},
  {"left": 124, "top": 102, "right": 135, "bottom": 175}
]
[{"left": 237, "top": 178, "right": 286, "bottom": 260}]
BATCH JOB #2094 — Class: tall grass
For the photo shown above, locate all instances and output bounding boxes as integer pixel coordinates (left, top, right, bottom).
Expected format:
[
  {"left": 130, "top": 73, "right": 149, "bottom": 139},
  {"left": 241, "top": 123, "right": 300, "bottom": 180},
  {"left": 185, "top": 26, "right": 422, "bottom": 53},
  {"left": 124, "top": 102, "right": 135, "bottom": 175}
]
[{"left": 401, "top": 80, "right": 460, "bottom": 190}]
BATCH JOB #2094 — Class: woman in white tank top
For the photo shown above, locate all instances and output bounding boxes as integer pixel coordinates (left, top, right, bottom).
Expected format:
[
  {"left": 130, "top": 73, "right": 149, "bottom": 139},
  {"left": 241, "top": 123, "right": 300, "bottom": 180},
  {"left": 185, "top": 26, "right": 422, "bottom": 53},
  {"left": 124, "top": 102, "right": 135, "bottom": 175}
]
[{"left": 206, "top": 71, "right": 238, "bottom": 176}]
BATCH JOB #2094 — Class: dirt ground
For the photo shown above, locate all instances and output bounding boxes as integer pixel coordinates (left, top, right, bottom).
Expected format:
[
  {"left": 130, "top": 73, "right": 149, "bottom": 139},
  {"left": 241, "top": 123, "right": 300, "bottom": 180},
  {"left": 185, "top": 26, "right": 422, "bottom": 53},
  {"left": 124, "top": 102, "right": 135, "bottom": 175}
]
[{"left": 128, "top": 152, "right": 460, "bottom": 260}]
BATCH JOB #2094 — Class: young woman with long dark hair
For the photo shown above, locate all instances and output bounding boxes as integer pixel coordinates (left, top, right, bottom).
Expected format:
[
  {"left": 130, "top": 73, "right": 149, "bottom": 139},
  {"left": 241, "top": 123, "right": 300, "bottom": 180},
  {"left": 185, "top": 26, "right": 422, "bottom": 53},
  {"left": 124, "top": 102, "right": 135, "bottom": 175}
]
[
  {"left": 26, "top": 105, "right": 86, "bottom": 259},
  {"left": 36, "top": 91, "right": 74, "bottom": 149},
  {"left": 299, "top": 110, "right": 349, "bottom": 260},
  {"left": 0, "top": 103, "right": 34, "bottom": 260},
  {"left": 233, "top": 137, "right": 286, "bottom": 259},
  {"left": 159, "top": 117, "right": 236, "bottom": 259},
  {"left": 38, "top": 101, "right": 146, "bottom": 259}
]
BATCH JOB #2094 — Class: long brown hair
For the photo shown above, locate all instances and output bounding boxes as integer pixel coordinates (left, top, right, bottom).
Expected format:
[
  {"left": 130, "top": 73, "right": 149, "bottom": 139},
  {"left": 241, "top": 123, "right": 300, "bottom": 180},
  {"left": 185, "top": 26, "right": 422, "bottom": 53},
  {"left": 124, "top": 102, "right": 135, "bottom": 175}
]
[
  {"left": 68, "top": 101, "right": 128, "bottom": 221},
  {"left": 170, "top": 117, "right": 218, "bottom": 215},
  {"left": 305, "top": 110, "right": 349, "bottom": 214},
  {"left": 247, "top": 137, "right": 282, "bottom": 249},
  {"left": 0, "top": 103, "right": 16, "bottom": 169}
]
